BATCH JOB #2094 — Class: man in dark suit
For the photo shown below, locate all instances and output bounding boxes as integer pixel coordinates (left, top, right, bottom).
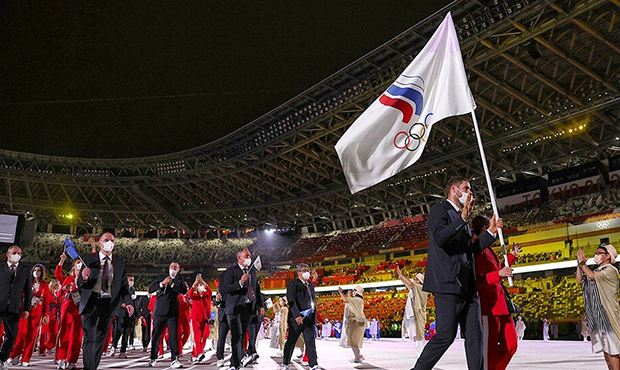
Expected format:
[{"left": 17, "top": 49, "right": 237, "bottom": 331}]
[
  {"left": 137, "top": 294, "right": 152, "bottom": 352},
  {"left": 281, "top": 263, "right": 318, "bottom": 370},
  {"left": 412, "top": 177, "right": 502, "bottom": 370},
  {"left": 214, "top": 290, "right": 230, "bottom": 368},
  {"left": 148, "top": 262, "right": 187, "bottom": 368},
  {"left": 219, "top": 248, "right": 264, "bottom": 370},
  {"left": 111, "top": 274, "right": 136, "bottom": 358},
  {"left": 78, "top": 232, "right": 134, "bottom": 370},
  {"left": 0, "top": 246, "right": 31, "bottom": 370}
]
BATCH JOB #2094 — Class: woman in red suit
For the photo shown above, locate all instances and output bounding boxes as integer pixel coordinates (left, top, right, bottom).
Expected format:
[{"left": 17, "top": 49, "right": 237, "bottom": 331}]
[
  {"left": 39, "top": 279, "right": 61, "bottom": 356},
  {"left": 188, "top": 274, "right": 212, "bottom": 363},
  {"left": 56, "top": 260, "right": 83, "bottom": 370},
  {"left": 472, "top": 215, "right": 520, "bottom": 370},
  {"left": 177, "top": 289, "right": 191, "bottom": 357},
  {"left": 9, "top": 264, "right": 50, "bottom": 367}
]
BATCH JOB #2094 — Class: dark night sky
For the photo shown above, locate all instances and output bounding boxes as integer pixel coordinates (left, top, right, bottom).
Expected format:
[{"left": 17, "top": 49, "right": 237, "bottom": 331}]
[{"left": 1, "top": 1, "right": 452, "bottom": 158}]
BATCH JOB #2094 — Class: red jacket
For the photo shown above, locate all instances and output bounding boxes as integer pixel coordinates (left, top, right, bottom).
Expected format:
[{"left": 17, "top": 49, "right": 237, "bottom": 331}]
[
  {"left": 59, "top": 274, "right": 80, "bottom": 315},
  {"left": 475, "top": 248, "right": 516, "bottom": 316},
  {"left": 188, "top": 286, "right": 212, "bottom": 322},
  {"left": 30, "top": 280, "right": 50, "bottom": 318}
]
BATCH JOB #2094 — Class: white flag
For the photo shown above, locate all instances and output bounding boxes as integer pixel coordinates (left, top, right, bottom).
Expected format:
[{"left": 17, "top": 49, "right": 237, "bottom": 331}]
[
  {"left": 335, "top": 12, "right": 476, "bottom": 194},
  {"left": 252, "top": 255, "right": 262, "bottom": 271}
]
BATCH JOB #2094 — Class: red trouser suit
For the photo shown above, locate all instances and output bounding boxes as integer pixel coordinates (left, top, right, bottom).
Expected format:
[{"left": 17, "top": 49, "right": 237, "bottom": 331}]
[
  {"left": 188, "top": 286, "right": 212, "bottom": 357},
  {"left": 475, "top": 248, "right": 518, "bottom": 370},
  {"left": 10, "top": 281, "right": 50, "bottom": 363},
  {"left": 56, "top": 275, "right": 83, "bottom": 364}
]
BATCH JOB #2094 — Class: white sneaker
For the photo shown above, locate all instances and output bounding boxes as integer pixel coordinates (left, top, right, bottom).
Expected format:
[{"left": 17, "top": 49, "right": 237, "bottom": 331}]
[
  {"left": 65, "top": 363, "right": 76, "bottom": 370},
  {"left": 309, "top": 366, "right": 319, "bottom": 370},
  {"left": 201, "top": 351, "right": 214, "bottom": 363},
  {"left": 56, "top": 360, "right": 65, "bottom": 370},
  {"left": 1, "top": 361, "right": 8, "bottom": 370},
  {"left": 148, "top": 359, "right": 157, "bottom": 367},
  {"left": 280, "top": 365, "right": 289, "bottom": 370},
  {"left": 21, "top": 363, "right": 30, "bottom": 367},
  {"left": 9, "top": 358, "right": 19, "bottom": 366},
  {"left": 241, "top": 354, "right": 252, "bottom": 367},
  {"left": 170, "top": 359, "right": 183, "bottom": 368},
  {"left": 276, "top": 350, "right": 283, "bottom": 356},
  {"left": 216, "top": 359, "right": 226, "bottom": 367}
]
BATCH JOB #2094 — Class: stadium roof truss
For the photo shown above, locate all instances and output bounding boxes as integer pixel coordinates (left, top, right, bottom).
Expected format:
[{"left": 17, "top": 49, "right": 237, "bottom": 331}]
[{"left": 1, "top": 0, "right": 619, "bottom": 231}]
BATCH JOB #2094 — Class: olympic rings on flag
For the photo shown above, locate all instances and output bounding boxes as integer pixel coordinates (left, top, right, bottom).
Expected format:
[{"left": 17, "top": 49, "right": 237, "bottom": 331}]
[{"left": 393, "top": 122, "right": 427, "bottom": 151}]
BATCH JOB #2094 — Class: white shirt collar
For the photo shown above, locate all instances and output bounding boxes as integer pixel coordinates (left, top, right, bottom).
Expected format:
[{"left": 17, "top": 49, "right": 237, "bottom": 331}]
[
  {"left": 7, "top": 261, "right": 18, "bottom": 268},
  {"left": 99, "top": 251, "right": 112, "bottom": 262},
  {"left": 238, "top": 263, "right": 247, "bottom": 271},
  {"left": 446, "top": 199, "right": 461, "bottom": 212}
]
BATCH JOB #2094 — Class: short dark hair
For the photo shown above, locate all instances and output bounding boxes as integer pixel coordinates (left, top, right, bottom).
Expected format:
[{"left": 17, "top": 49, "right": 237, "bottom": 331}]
[
  {"left": 127, "top": 274, "right": 134, "bottom": 278},
  {"left": 471, "top": 215, "right": 490, "bottom": 236},
  {"left": 296, "top": 263, "right": 310, "bottom": 271},
  {"left": 445, "top": 177, "right": 469, "bottom": 197}
]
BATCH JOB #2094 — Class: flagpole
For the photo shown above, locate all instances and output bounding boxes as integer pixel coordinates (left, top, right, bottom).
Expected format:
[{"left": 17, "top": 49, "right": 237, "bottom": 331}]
[{"left": 470, "top": 111, "right": 513, "bottom": 287}]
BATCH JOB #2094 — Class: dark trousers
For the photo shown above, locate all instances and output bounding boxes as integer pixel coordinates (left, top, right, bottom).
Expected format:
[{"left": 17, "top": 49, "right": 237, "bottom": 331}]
[
  {"left": 128, "top": 318, "right": 135, "bottom": 346},
  {"left": 0, "top": 311, "right": 20, "bottom": 362},
  {"left": 141, "top": 318, "right": 151, "bottom": 350},
  {"left": 112, "top": 316, "right": 131, "bottom": 353},
  {"left": 283, "top": 316, "right": 317, "bottom": 367},
  {"left": 81, "top": 298, "right": 113, "bottom": 370},
  {"left": 226, "top": 305, "right": 252, "bottom": 367},
  {"left": 150, "top": 315, "right": 178, "bottom": 361},
  {"left": 412, "top": 293, "right": 483, "bottom": 370},
  {"left": 247, "top": 316, "right": 259, "bottom": 355},
  {"left": 216, "top": 319, "right": 230, "bottom": 360}
]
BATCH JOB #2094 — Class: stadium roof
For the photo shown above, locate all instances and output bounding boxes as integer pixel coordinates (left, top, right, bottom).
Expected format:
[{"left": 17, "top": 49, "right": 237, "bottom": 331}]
[{"left": 1, "top": 0, "right": 619, "bottom": 231}]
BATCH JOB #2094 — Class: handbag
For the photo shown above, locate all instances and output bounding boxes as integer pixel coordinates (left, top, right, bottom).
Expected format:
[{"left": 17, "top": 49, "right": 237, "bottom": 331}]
[{"left": 501, "top": 284, "right": 518, "bottom": 314}]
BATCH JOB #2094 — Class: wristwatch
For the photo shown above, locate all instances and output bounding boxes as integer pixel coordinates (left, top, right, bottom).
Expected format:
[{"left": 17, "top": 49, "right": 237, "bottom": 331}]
[{"left": 578, "top": 260, "right": 586, "bottom": 266}]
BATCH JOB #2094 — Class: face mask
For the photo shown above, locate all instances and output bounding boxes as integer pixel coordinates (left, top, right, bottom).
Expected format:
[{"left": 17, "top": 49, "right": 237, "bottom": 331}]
[
  {"left": 301, "top": 271, "right": 310, "bottom": 281},
  {"left": 457, "top": 189, "right": 469, "bottom": 206},
  {"left": 243, "top": 258, "right": 252, "bottom": 267},
  {"left": 102, "top": 241, "right": 114, "bottom": 253},
  {"left": 33, "top": 271, "right": 41, "bottom": 279},
  {"left": 594, "top": 254, "right": 604, "bottom": 265},
  {"left": 128, "top": 281, "right": 134, "bottom": 287},
  {"left": 75, "top": 263, "right": 83, "bottom": 270},
  {"left": 9, "top": 254, "right": 21, "bottom": 264},
  {"left": 169, "top": 269, "right": 178, "bottom": 278}
]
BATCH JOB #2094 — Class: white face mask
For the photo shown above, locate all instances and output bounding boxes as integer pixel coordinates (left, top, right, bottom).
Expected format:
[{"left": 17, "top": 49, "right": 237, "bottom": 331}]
[
  {"left": 33, "top": 271, "right": 41, "bottom": 279},
  {"left": 9, "top": 254, "right": 21, "bottom": 264},
  {"left": 243, "top": 258, "right": 252, "bottom": 267},
  {"left": 102, "top": 241, "right": 114, "bottom": 253},
  {"left": 301, "top": 271, "right": 310, "bottom": 281},
  {"left": 594, "top": 254, "right": 604, "bottom": 265},
  {"left": 169, "top": 269, "right": 178, "bottom": 278},
  {"left": 457, "top": 189, "right": 469, "bottom": 206}
]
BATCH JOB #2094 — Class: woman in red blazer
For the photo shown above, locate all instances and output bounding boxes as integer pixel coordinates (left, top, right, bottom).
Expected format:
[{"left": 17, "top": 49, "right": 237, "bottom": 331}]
[
  {"left": 188, "top": 274, "right": 212, "bottom": 363},
  {"left": 472, "top": 215, "right": 520, "bottom": 370}
]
